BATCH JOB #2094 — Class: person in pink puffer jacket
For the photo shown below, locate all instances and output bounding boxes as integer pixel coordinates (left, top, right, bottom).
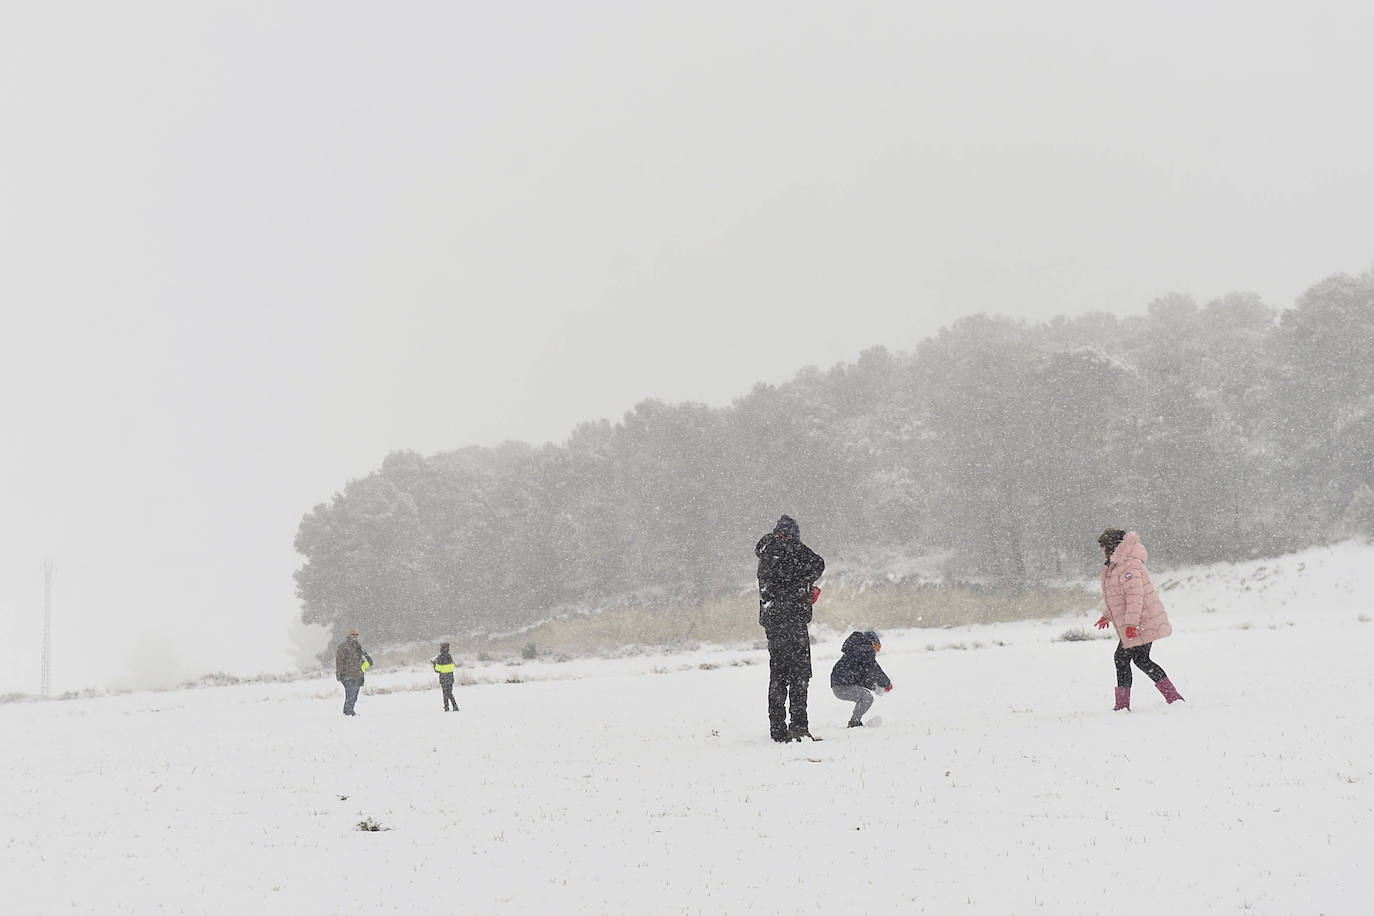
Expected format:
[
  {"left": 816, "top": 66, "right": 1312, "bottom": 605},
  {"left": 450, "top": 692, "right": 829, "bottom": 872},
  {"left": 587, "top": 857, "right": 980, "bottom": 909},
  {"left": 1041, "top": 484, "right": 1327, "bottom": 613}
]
[{"left": 1096, "top": 529, "right": 1185, "bottom": 711}]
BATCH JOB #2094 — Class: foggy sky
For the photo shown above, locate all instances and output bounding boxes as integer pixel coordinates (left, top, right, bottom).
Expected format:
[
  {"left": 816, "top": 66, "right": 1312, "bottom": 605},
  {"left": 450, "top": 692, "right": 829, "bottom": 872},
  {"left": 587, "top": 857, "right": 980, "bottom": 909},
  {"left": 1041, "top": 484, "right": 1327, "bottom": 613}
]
[{"left": 3, "top": 1, "right": 1372, "bottom": 693}]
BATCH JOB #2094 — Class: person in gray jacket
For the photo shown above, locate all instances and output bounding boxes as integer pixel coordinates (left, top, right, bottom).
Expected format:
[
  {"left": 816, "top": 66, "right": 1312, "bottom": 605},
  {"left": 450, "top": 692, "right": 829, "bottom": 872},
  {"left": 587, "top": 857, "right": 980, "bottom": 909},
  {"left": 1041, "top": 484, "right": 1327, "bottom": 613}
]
[{"left": 334, "top": 627, "right": 372, "bottom": 716}]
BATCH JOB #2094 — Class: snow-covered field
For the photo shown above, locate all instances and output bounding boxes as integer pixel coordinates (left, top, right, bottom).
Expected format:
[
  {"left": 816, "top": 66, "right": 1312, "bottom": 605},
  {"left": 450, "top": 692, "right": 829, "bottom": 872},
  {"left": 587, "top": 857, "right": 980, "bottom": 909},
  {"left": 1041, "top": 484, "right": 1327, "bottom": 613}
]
[{"left": 6, "top": 543, "right": 1373, "bottom": 915}]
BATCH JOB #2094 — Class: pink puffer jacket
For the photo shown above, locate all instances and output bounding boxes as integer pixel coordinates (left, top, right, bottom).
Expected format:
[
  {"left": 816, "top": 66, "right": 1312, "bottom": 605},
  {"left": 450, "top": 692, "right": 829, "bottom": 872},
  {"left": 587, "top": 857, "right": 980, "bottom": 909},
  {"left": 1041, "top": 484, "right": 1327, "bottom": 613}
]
[{"left": 1100, "top": 531, "right": 1172, "bottom": 648}]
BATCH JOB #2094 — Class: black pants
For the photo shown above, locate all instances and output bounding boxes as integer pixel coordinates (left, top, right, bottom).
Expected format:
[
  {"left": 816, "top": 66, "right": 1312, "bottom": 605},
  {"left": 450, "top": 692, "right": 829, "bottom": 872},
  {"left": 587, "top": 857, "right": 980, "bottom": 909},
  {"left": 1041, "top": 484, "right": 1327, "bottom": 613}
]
[
  {"left": 765, "top": 626, "right": 811, "bottom": 738},
  {"left": 439, "top": 675, "right": 458, "bottom": 710},
  {"left": 1114, "top": 641, "right": 1168, "bottom": 688}
]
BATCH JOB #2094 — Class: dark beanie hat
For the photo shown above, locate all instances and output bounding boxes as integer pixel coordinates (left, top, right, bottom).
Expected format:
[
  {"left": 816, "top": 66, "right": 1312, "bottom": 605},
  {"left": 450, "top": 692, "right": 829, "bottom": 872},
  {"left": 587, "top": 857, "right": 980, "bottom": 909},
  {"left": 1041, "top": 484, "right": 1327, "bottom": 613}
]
[
  {"left": 863, "top": 630, "right": 880, "bottom": 646},
  {"left": 1098, "top": 529, "right": 1126, "bottom": 552},
  {"left": 774, "top": 515, "right": 800, "bottom": 538}
]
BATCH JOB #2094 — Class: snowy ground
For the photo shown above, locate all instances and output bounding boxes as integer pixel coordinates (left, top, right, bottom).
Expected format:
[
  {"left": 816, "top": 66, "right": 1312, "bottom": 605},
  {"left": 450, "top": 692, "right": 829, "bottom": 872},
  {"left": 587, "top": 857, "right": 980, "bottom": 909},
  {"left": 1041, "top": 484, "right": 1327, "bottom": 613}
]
[{"left": 6, "top": 543, "right": 1373, "bottom": 915}]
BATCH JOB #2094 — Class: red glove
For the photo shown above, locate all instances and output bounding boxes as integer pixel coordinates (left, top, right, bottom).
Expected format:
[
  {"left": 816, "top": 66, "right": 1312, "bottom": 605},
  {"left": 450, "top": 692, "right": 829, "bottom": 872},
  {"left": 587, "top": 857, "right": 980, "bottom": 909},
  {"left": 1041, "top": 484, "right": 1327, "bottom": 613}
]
[
  {"left": 1095, "top": 616, "right": 1110, "bottom": 630},
  {"left": 809, "top": 585, "right": 821, "bottom": 604},
  {"left": 1124, "top": 626, "right": 1139, "bottom": 640},
  {"left": 885, "top": 684, "right": 894, "bottom": 693}
]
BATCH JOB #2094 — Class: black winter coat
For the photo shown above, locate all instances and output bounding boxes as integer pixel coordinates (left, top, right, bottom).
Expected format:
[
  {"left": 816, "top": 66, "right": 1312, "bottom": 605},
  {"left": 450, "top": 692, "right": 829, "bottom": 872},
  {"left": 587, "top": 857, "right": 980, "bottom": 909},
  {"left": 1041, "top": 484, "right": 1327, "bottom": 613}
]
[
  {"left": 755, "top": 532, "right": 825, "bottom": 632},
  {"left": 830, "top": 631, "right": 891, "bottom": 690}
]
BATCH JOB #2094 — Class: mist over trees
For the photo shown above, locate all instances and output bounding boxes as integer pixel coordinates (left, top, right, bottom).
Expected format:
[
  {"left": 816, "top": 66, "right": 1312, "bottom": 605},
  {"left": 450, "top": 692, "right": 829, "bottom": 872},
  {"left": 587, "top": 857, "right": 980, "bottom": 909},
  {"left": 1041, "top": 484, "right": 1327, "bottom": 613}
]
[{"left": 295, "top": 270, "right": 1374, "bottom": 642}]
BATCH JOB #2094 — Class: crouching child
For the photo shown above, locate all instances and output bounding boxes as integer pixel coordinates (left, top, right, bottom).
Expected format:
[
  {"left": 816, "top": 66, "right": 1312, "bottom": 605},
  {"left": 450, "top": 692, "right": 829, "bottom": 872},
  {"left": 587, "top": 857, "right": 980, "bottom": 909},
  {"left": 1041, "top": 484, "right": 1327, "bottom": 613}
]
[
  {"left": 830, "top": 630, "right": 892, "bottom": 727},
  {"left": 431, "top": 642, "right": 459, "bottom": 712}
]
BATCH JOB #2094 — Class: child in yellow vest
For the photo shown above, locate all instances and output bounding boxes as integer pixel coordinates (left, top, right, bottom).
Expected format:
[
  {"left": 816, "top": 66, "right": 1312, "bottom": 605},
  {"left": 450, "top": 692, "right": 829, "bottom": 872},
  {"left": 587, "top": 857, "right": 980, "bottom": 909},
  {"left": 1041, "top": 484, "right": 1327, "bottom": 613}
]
[{"left": 431, "top": 642, "right": 459, "bottom": 712}]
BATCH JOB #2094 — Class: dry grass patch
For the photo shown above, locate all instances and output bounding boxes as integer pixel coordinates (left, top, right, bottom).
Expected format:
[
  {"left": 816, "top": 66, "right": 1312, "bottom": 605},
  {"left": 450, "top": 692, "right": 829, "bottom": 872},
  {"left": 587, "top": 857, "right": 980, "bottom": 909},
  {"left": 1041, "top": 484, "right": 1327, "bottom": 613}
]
[{"left": 447, "top": 581, "right": 1095, "bottom": 663}]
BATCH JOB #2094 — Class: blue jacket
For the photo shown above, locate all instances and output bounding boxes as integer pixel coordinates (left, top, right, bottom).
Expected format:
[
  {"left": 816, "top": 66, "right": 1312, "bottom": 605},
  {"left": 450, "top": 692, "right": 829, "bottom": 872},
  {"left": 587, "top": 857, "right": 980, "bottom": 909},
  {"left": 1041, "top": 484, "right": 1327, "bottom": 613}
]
[{"left": 830, "top": 631, "right": 891, "bottom": 690}]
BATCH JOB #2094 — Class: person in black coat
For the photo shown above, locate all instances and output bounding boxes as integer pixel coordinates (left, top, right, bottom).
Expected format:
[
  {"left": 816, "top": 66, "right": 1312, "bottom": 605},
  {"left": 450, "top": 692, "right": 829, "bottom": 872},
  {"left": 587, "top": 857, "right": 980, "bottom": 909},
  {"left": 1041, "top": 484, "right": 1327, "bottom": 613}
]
[
  {"left": 756, "top": 514, "right": 826, "bottom": 742},
  {"left": 830, "top": 630, "right": 892, "bottom": 727}
]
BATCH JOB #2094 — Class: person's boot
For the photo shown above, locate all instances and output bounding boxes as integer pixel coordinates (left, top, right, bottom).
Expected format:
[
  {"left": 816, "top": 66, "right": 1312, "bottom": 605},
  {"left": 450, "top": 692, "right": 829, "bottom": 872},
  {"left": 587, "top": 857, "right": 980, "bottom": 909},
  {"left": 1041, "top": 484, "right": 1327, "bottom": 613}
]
[
  {"left": 1155, "top": 677, "right": 1184, "bottom": 704},
  {"left": 847, "top": 720, "right": 864, "bottom": 728},
  {"left": 768, "top": 697, "right": 788, "bottom": 742},
  {"left": 1113, "top": 687, "right": 1130, "bottom": 711},
  {"left": 769, "top": 709, "right": 788, "bottom": 741}
]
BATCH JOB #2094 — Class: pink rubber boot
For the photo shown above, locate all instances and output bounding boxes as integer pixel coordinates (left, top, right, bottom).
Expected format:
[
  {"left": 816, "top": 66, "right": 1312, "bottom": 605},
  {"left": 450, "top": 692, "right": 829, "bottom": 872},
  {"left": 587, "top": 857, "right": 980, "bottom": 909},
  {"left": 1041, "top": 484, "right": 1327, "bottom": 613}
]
[
  {"left": 1113, "top": 687, "right": 1130, "bottom": 711},
  {"left": 1155, "top": 677, "right": 1184, "bottom": 704}
]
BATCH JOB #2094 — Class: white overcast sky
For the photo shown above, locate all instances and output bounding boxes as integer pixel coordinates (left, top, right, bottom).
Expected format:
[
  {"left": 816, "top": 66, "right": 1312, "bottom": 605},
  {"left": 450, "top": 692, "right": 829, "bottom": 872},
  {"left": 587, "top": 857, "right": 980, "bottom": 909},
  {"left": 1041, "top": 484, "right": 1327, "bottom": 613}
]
[{"left": 2, "top": 1, "right": 1372, "bottom": 693}]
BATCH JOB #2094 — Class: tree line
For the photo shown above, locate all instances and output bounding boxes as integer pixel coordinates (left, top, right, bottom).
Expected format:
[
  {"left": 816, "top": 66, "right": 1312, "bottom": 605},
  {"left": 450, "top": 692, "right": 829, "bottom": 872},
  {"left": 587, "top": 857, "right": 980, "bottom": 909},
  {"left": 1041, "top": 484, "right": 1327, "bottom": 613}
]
[{"left": 294, "top": 269, "right": 1374, "bottom": 643}]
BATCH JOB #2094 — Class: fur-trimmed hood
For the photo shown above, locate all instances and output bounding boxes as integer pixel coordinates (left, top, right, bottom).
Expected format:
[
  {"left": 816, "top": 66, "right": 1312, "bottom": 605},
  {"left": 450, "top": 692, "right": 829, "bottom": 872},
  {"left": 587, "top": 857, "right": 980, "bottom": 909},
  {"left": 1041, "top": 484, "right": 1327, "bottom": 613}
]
[{"left": 1109, "top": 531, "right": 1148, "bottom": 566}]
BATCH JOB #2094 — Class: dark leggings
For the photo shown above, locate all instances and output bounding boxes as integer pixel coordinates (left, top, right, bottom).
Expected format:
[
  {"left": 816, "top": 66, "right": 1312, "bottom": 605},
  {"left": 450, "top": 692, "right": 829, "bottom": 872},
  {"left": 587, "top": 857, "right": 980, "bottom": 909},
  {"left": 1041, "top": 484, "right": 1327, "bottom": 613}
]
[{"left": 1114, "top": 641, "right": 1168, "bottom": 688}]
